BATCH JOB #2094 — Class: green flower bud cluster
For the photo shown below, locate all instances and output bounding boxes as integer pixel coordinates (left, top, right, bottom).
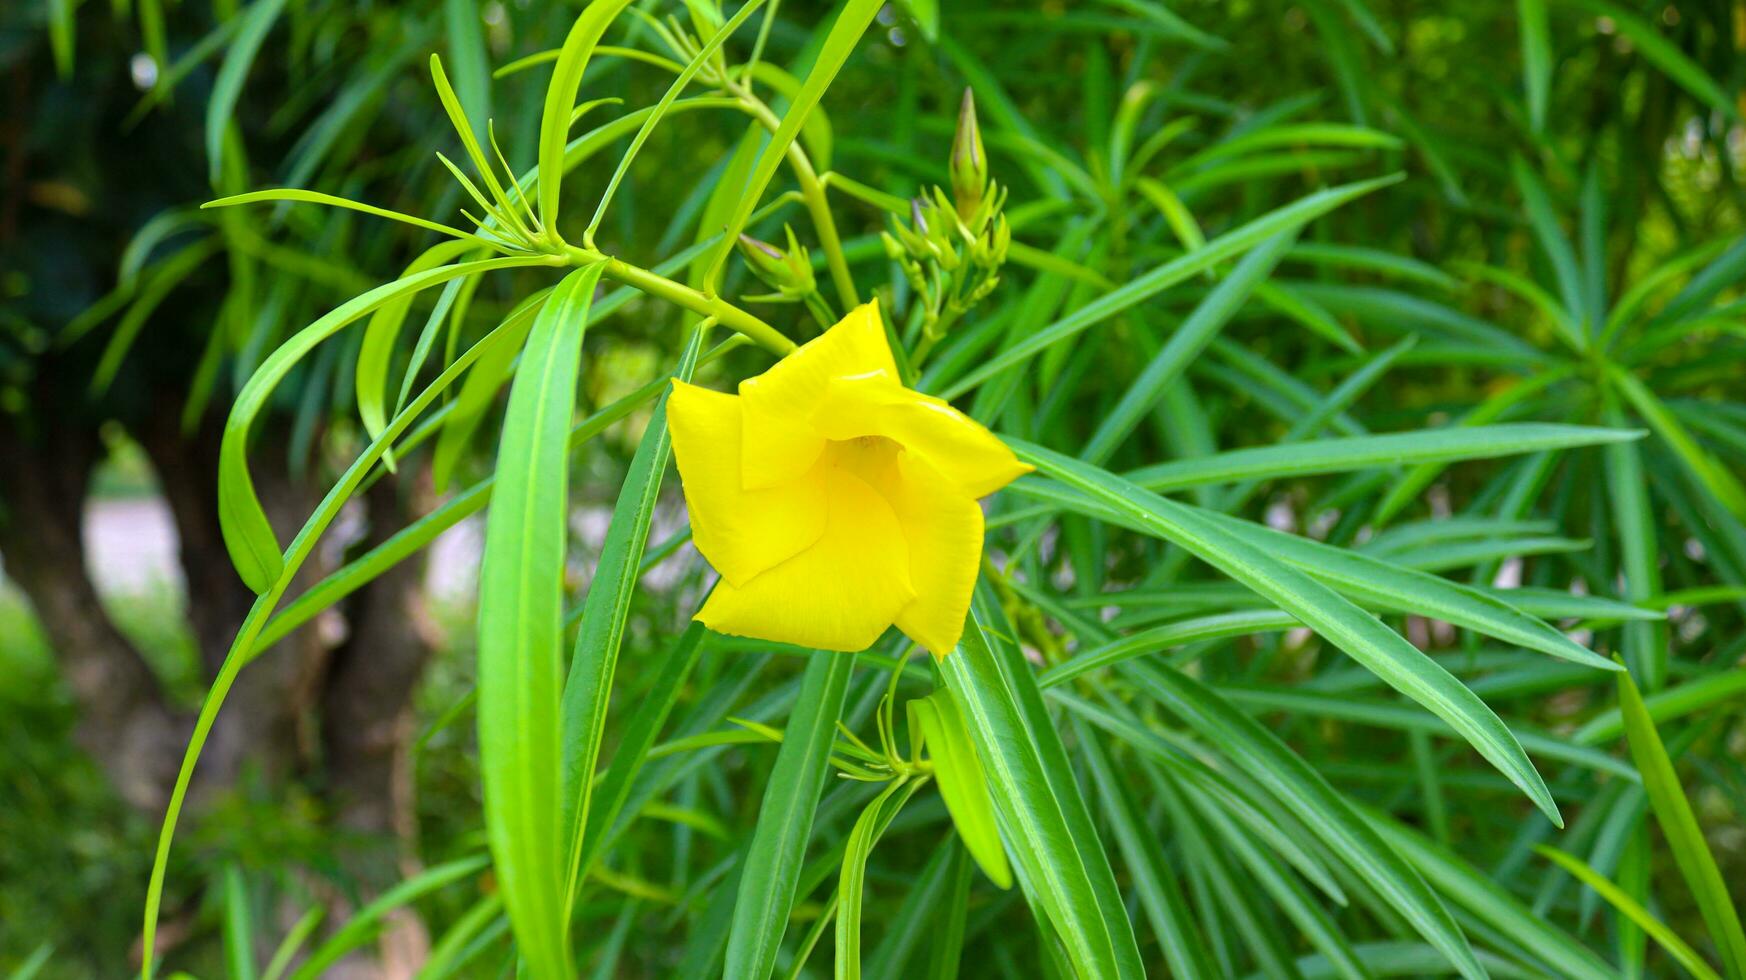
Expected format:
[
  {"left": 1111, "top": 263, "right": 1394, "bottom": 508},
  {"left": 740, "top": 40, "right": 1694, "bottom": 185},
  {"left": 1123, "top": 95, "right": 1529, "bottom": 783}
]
[{"left": 882, "top": 89, "right": 1009, "bottom": 344}]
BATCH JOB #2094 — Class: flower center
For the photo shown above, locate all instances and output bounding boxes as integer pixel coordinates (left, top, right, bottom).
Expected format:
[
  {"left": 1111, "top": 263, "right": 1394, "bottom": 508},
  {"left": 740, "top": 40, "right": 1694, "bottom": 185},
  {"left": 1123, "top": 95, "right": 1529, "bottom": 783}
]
[{"left": 826, "top": 433, "right": 902, "bottom": 486}]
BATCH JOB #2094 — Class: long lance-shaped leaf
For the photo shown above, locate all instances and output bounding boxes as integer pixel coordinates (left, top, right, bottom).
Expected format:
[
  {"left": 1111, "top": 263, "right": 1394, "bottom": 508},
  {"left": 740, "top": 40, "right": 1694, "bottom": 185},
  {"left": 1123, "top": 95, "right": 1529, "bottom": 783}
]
[
  {"left": 1075, "top": 720, "right": 1221, "bottom": 979},
  {"left": 939, "top": 174, "right": 1401, "bottom": 400},
  {"left": 725, "top": 652, "right": 857, "bottom": 980},
  {"left": 1013, "top": 476, "right": 1616, "bottom": 672},
  {"left": 143, "top": 298, "right": 541, "bottom": 978},
  {"left": 557, "top": 325, "right": 705, "bottom": 917},
  {"left": 218, "top": 254, "right": 557, "bottom": 593},
  {"left": 206, "top": 0, "right": 289, "bottom": 183},
  {"left": 1118, "top": 659, "right": 1485, "bottom": 979},
  {"left": 575, "top": 623, "right": 710, "bottom": 884},
  {"left": 1011, "top": 438, "right": 1561, "bottom": 829},
  {"left": 1616, "top": 663, "right": 1746, "bottom": 980},
  {"left": 356, "top": 239, "right": 480, "bottom": 461},
  {"left": 537, "top": 0, "right": 635, "bottom": 236},
  {"left": 836, "top": 776, "right": 926, "bottom": 980},
  {"left": 1364, "top": 814, "right": 1612, "bottom": 980},
  {"left": 474, "top": 262, "right": 606, "bottom": 980},
  {"left": 1537, "top": 846, "right": 1722, "bottom": 980},
  {"left": 1126, "top": 423, "right": 1644, "bottom": 492},
  {"left": 1082, "top": 229, "right": 1297, "bottom": 464},
  {"left": 939, "top": 592, "right": 1147, "bottom": 980}
]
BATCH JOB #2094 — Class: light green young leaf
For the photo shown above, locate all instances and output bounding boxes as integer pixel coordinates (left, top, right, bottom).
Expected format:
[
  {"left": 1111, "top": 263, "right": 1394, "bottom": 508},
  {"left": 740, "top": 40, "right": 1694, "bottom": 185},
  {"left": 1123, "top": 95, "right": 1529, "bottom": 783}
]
[
  {"left": 908, "top": 690, "right": 1011, "bottom": 888},
  {"left": 836, "top": 776, "right": 926, "bottom": 980},
  {"left": 558, "top": 326, "right": 705, "bottom": 916},
  {"left": 537, "top": 0, "right": 635, "bottom": 235},
  {"left": 1536, "top": 846, "right": 1721, "bottom": 980},
  {"left": 217, "top": 254, "right": 553, "bottom": 593},
  {"left": 1615, "top": 664, "right": 1746, "bottom": 979},
  {"left": 473, "top": 262, "right": 606, "bottom": 980},
  {"left": 702, "top": 0, "right": 884, "bottom": 291}
]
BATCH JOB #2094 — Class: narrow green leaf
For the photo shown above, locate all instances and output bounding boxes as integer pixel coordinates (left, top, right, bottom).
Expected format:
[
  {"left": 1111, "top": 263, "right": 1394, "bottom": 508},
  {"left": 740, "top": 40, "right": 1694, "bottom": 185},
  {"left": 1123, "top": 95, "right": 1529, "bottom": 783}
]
[
  {"left": 356, "top": 240, "right": 479, "bottom": 462},
  {"left": 288, "top": 857, "right": 489, "bottom": 980},
  {"left": 203, "top": 189, "right": 503, "bottom": 248},
  {"left": 1519, "top": 0, "right": 1551, "bottom": 132},
  {"left": 939, "top": 595, "right": 1146, "bottom": 980},
  {"left": 1616, "top": 665, "right": 1746, "bottom": 979},
  {"left": 1076, "top": 721, "right": 1220, "bottom": 979},
  {"left": 703, "top": 0, "right": 888, "bottom": 290},
  {"left": 940, "top": 175, "right": 1401, "bottom": 399},
  {"left": 908, "top": 690, "right": 1011, "bottom": 888},
  {"left": 1610, "top": 366, "right": 1746, "bottom": 521},
  {"left": 1564, "top": 0, "right": 1737, "bottom": 117},
  {"left": 222, "top": 864, "right": 257, "bottom": 980},
  {"left": 836, "top": 776, "right": 925, "bottom": 980},
  {"left": 1084, "top": 230, "right": 1296, "bottom": 463},
  {"left": 443, "top": 0, "right": 493, "bottom": 148},
  {"left": 1574, "top": 670, "right": 1746, "bottom": 745},
  {"left": 1129, "top": 423, "right": 1642, "bottom": 492},
  {"left": 206, "top": 0, "right": 288, "bottom": 183},
  {"left": 260, "top": 906, "right": 323, "bottom": 980},
  {"left": 1121, "top": 660, "right": 1485, "bottom": 979},
  {"left": 1013, "top": 439, "right": 1562, "bottom": 827},
  {"left": 474, "top": 262, "right": 606, "bottom": 980},
  {"left": 1367, "top": 815, "right": 1611, "bottom": 979},
  {"left": 537, "top": 0, "right": 635, "bottom": 234},
  {"left": 576, "top": 624, "right": 710, "bottom": 885},
  {"left": 218, "top": 254, "right": 552, "bottom": 592},
  {"left": 725, "top": 652, "right": 857, "bottom": 980},
  {"left": 1537, "top": 846, "right": 1721, "bottom": 980},
  {"left": 558, "top": 327, "right": 705, "bottom": 915},
  {"left": 586, "top": 0, "right": 769, "bottom": 241},
  {"left": 143, "top": 296, "right": 539, "bottom": 979}
]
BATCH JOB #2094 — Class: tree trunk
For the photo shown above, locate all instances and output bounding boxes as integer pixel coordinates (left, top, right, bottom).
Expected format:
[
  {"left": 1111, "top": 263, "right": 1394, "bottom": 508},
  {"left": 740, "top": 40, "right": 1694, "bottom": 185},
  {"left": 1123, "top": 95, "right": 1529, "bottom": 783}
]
[
  {"left": 137, "top": 411, "right": 330, "bottom": 800},
  {"left": 0, "top": 402, "right": 185, "bottom": 812}
]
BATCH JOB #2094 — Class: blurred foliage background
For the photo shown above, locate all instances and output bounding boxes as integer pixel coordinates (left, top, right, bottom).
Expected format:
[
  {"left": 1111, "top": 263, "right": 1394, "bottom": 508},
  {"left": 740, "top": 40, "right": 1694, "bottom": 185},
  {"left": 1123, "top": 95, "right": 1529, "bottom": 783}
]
[{"left": 1, "top": 0, "right": 1743, "bottom": 977}]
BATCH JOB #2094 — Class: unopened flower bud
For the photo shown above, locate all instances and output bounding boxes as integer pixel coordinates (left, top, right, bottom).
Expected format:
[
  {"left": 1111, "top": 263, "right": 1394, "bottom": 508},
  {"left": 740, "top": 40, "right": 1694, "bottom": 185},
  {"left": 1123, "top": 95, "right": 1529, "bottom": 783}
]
[
  {"left": 736, "top": 227, "right": 814, "bottom": 298},
  {"left": 950, "top": 88, "right": 986, "bottom": 222}
]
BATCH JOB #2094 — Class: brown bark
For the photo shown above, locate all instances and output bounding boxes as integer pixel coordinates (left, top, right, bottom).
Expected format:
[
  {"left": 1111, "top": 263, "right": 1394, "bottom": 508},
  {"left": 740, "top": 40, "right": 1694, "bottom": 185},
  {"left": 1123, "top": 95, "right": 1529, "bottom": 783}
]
[
  {"left": 320, "top": 477, "right": 433, "bottom": 847},
  {"left": 0, "top": 403, "right": 185, "bottom": 812},
  {"left": 135, "top": 411, "right": 330, "bottom": 799}
]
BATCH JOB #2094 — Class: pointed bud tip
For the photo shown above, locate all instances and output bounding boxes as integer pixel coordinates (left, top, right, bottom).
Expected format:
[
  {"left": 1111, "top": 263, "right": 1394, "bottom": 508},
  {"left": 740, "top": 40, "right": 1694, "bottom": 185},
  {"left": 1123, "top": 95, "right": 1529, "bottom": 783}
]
[{"left": 738, "top": 233, "right": 784, "bottom": 260}]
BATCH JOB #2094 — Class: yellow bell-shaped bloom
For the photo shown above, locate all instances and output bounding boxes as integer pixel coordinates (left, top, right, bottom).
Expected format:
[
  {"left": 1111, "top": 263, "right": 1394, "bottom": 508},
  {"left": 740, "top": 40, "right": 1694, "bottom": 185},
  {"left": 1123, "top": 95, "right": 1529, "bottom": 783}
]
[{"left": 667, "top": 301, "right": 1029, "bottom": 656}]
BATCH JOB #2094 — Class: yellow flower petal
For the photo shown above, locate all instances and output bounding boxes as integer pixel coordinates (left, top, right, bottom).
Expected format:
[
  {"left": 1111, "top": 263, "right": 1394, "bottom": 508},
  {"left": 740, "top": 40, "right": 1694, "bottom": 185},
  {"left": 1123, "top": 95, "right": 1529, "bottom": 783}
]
[
  {"left": 814, "top": 373, "right": 1032, "bottom": 498},
  {"left": 738, "top": 301, "right": 897, "bottom": 490},
  {"left": 877, "top": 452, "right": 985, "bottom": 656},
  {"left": 668, "top": 380, "right": 827, "bottom": 586},
  {"left": 697, "top": 468, "right": 915, "bottom": 651}
]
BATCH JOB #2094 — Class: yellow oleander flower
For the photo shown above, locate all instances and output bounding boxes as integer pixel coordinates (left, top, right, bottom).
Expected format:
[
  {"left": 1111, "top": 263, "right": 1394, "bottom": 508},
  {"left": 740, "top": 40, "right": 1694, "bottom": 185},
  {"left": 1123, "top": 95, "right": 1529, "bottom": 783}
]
[{"left": 667, "top": 301, "right": 1029, "bottom": 656}]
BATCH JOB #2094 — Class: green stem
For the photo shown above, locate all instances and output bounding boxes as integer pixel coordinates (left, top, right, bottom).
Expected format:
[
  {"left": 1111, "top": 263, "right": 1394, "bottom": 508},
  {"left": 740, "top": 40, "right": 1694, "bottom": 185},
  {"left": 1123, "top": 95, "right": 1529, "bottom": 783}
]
[
  {"left": 728, "top": 83, "right": 861, "bottom": 313},
  {"left": 569, "top": 246, "right": 796, "bottom": 355}
]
